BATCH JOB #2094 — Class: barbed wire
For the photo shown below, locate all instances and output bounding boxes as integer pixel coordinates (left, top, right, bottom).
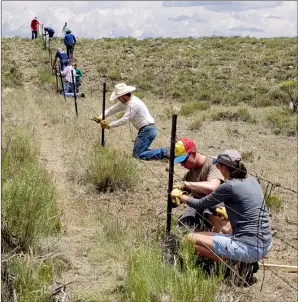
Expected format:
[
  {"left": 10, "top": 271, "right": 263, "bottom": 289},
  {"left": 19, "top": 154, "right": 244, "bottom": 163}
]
[
  {"left": 102, "top": 120, "right": 298, "bottom": 293},
  {"left": 36, "top": 33, "right": 298, "bottom": 295},
  {"left": 98, "top": 100, "right": 298, "bottom": 195}
]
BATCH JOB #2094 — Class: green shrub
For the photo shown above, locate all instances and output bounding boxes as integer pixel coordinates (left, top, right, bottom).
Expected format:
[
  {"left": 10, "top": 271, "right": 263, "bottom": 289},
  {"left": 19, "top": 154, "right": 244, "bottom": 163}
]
[
  {"left": 107, "top": 70, "right": 122, "bottom": 81},
  {"left": 37, "top": 67, "right": 55, "bottom": 87},
  {"left": 125, "top": 241, "right": 222, "bottom": 302},
  {"left": 278, "top": 80, "right": 297, "bottom": 103},
  {"left": 266, "top": 109, "right": 297, "bottom": 136},
  {"left": 4, "top": 256, "right": 53, "bottom": 302},
  {"left": 266, "top": 195, "right": 283, "bottom": 212},
  {"left": 212, "top": 108, "right": 255, "bottom": 123},
  {"left": 180, "top": 101, "right": 210, "bottom": 116},
  {"left": 87, "top": 145, "right": 139, "bottom": 192},
  {"left": 2, "top": 131, "right": 60, "bottom": 252},
  {"left": 188, "top": 116, "right": 206, "bottom": 131},
  {"left": 1, "top": 59, "right": 22, "bottom": 88}
]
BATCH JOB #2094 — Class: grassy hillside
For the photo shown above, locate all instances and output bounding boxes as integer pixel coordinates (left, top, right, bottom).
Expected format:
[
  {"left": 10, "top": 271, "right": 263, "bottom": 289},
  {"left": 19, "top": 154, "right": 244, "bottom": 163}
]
[{"left": 1, "top": 36, "right": 297, "bottom": 301}]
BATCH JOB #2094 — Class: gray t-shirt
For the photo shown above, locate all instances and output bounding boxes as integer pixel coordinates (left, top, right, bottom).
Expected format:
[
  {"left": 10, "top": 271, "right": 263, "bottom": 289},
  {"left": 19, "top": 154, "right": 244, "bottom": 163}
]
[{"left": 187, "top": 177, "right": 272, "bottom": 247}]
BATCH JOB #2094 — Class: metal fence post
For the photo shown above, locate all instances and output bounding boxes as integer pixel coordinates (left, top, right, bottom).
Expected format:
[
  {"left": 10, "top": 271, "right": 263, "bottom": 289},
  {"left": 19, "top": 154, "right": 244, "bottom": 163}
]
[
  {"left": 166, "top": 114, "right": 177, "bottom": 235},
  {"left": 101, "top": 81, "right": 106, "bottom": 146},
  {"left": 71, "top": 69, "right": 78, "bottom": 116}
]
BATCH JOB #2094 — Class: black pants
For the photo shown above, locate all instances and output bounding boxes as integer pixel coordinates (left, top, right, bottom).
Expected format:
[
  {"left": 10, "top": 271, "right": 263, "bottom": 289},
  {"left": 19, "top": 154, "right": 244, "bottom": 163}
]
[
  {"left": 66, "top": 45, "right": 74, "bottom": 60},
  {"left": 32, "top": 31, "right": 38, "bottom": 39}
]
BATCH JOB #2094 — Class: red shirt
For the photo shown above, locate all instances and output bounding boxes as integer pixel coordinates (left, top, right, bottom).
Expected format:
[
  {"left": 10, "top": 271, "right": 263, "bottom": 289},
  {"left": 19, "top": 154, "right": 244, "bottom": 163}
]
[{"left": 31, "top": 19, "right": 40, "bottom": 31}]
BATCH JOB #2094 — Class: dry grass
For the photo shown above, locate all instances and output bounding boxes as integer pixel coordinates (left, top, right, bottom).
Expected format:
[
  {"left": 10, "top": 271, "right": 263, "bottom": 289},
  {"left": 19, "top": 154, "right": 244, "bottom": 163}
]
[{"left": 1, "top": 37, "right": 297, "bottom": 301}]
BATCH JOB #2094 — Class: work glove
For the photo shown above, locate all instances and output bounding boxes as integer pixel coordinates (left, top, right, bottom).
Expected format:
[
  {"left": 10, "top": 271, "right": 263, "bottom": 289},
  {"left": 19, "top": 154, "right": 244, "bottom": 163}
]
[
  {"left": 215, "top": 207, "right": 229, "bottom": 220},
  {"left": 170, "top": 188, "right": 188, "bottom": 206},
  {"left": 173, "top": 181, "right": 186, "bottom": 190},
  {"left": 91, "top": 117, "right": 101, "bottom": 123},
  {"left": 100, "top": 120, "right": 110, "bottom": 129}
]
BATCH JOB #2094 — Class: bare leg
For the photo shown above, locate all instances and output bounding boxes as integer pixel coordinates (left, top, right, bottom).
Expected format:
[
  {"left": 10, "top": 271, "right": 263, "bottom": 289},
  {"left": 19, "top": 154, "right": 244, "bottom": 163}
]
[{"left": 185, "top": 232, "right": 226, "bottom": 261}]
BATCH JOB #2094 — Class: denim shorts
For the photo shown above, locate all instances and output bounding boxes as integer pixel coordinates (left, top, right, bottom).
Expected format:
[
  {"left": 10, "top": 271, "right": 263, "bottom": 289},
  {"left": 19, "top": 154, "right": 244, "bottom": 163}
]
[{"left": 213, "top": 233, "right": 272, "bottom": 263}]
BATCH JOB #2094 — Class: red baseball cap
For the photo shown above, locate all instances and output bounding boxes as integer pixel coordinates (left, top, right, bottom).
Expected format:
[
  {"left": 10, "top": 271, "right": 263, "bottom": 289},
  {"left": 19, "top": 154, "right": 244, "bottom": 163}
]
[{"left": 174, "top": 138, "right": 196, "bottom": 164}]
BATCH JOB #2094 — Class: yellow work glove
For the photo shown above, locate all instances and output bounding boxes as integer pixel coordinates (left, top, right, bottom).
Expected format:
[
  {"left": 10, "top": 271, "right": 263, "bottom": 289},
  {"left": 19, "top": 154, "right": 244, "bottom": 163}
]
[
  {"left": 170, "top": 188, "right": 188, "bottom": 206},
  {"left": 100, "top": 120, "right": 110, "bottom": 129},
  {"left": 173, "top": 181, "right": 186, "bottom": 190},
  {"left": 91, "top": 116, "right": 101, "bottom": 123},
  {"left": 215, "top": 207, "right": 229, "bottom": 220}
]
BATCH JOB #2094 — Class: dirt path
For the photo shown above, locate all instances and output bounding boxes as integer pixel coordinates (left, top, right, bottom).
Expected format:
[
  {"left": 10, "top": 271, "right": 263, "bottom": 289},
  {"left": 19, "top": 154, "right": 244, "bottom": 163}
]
[{"left": 37, "top": 121, "right": 109, "bottom": 298}]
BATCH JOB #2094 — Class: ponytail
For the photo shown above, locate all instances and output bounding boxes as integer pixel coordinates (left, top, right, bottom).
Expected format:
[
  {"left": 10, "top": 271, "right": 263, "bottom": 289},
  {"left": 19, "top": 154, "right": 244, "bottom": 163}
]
[{"left": 228, "top": 161, "right": 247, "bottom": 179}]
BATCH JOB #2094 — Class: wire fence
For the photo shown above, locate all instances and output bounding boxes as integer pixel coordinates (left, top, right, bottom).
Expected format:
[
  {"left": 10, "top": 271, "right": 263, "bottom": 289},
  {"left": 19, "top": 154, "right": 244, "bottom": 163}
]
[{"left": 33, "top": 27, "right": 298, "bottom": 296}]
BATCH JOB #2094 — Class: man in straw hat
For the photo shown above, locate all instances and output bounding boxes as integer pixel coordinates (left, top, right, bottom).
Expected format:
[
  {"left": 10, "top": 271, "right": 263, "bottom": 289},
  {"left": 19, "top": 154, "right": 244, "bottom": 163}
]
[{"left": 92, "top": 83, "right": 166, "bottom": 160}]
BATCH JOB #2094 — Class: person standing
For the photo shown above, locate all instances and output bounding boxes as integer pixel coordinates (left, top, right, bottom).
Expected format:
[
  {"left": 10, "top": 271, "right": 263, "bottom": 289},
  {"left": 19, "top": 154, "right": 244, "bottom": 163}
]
[
  {"left": 62, "top": 22, "right": 69, "bottom": 36},
  {"left": 30, "top": 17, "right": 40, "bottom": 40},
  {"left": 64, "top": 29, "right": 76, "bottom": 62},
  {"left": 92, "top": 83, "right": 160, "bottom": 160}
]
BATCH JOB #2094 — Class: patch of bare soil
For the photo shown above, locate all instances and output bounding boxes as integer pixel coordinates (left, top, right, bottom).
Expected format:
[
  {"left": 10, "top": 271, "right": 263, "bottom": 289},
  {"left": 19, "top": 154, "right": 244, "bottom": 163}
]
[{"left": 36, "top": 120, "right": 116, "bottom": 298}]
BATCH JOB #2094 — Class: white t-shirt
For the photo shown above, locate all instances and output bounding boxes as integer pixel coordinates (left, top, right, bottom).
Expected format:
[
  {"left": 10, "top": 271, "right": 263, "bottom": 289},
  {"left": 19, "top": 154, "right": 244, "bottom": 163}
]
[
  {"left": 60, "top": 66, "right": 76, "bottom": 83},
  {"left": 100, "top": 95, "right": 154, "bottom": 130}
]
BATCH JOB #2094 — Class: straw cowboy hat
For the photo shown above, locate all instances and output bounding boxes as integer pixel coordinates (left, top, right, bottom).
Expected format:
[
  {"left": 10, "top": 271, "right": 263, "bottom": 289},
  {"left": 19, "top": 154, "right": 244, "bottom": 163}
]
[{"left": 110, "top": 83, "right": 136, "bottom": 101}]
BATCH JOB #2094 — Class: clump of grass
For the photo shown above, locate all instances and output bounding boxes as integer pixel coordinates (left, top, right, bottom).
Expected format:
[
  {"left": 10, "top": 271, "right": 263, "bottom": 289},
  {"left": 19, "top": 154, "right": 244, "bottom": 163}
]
[
  {"left": 212, "top": 108, "right": 256, "bottom": 123},
  {"left": 125, "top": 241, "right": 222, "bottom": 302},
  {"left": 2, "top": 59, "right": 22, "bottom": 88},
  {"left": 87, "top": 145, "right": 139, "bottom": 192},
  {"left": 116, "top": 111, "right": 125, "bottom": 119},
  {"left": 188, "top": 115, "right": 206, "bottom": 131},
  {"left": 180, "top": 101, "right": 210, "bottom": 116},
  {"left": 3, "top": 255, "right": 67, "bottom": 302},
  {"left": 278, "top": 80, "right": 297, "bottom": 104},
  {"left": 241, "top": 150, "right": 254, "bottom": 162},
  {"left": 37, "top": 67, "right": 55, "bottom": 88},
  {"left": 107, "top": 70, "right": 122, "bottom": 81},
  {"left": 266, "top": 109, "right": 297, "bottom": 136},
  {"left": 2, "top": 130, "right": 61, "bottom": 252},
  {"left": 266, "top": 195, "right": 283, "bottom": 212}
]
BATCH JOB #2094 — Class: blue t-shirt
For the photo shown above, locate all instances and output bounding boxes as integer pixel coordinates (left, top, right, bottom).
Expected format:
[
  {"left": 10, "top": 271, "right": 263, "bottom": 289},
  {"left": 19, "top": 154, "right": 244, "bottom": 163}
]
[
  {"left": 64, "top": 33, "right": 76, "bottom": 46},
  {"left": 57, "top": 50, "right": 69, "bottom": 62},
  {"left": 47, "top": 27, "right": 55, "bottom": 35}
]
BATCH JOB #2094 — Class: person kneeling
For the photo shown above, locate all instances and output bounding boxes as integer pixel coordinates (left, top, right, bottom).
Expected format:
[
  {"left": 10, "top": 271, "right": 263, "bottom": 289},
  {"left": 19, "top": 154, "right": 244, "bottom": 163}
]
[{"left": 176, "top": 149, "right": 272, "bottom": 264}]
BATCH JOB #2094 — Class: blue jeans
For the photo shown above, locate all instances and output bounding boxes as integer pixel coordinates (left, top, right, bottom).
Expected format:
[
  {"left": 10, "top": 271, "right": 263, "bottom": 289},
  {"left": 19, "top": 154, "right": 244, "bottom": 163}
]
[
  {"left": 61, "top": 81, "right": 78, "bottom": 98},
  {"left": 133, "top": 125, "right": 166, "bottom": 160}
]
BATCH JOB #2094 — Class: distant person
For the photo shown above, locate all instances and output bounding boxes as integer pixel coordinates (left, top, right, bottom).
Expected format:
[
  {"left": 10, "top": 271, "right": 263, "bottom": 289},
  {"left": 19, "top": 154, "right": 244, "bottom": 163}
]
[
  {"left": 30, "top": 17, "right": 40, "bottom": 40},
  {"left": 62, "top": 22, "right": 69, "bottom": 37},
  {"left": 52, "top": 48, "right": 69, "bottom": 72},
  {"left": 60, "top": 62, "right": 85, "bottom": 98},
  {"left": 73, "top": 63, "right": 83, "bottom": 92},
  {"left": 64, "top": 30, "right": 76, "bottom": 62},
  {"left": 60, "top": 61, "right": 76, "bottom": 95},
  {"left": 44, "top": 27, "right": 55, "bottom": 39}
]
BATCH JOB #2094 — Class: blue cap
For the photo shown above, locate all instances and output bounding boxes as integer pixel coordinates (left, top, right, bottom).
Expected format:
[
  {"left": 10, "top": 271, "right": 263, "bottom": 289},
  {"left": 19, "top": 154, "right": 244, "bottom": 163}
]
[{"left": 174, "top": 154, "right": 189, "bottom": 164}]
